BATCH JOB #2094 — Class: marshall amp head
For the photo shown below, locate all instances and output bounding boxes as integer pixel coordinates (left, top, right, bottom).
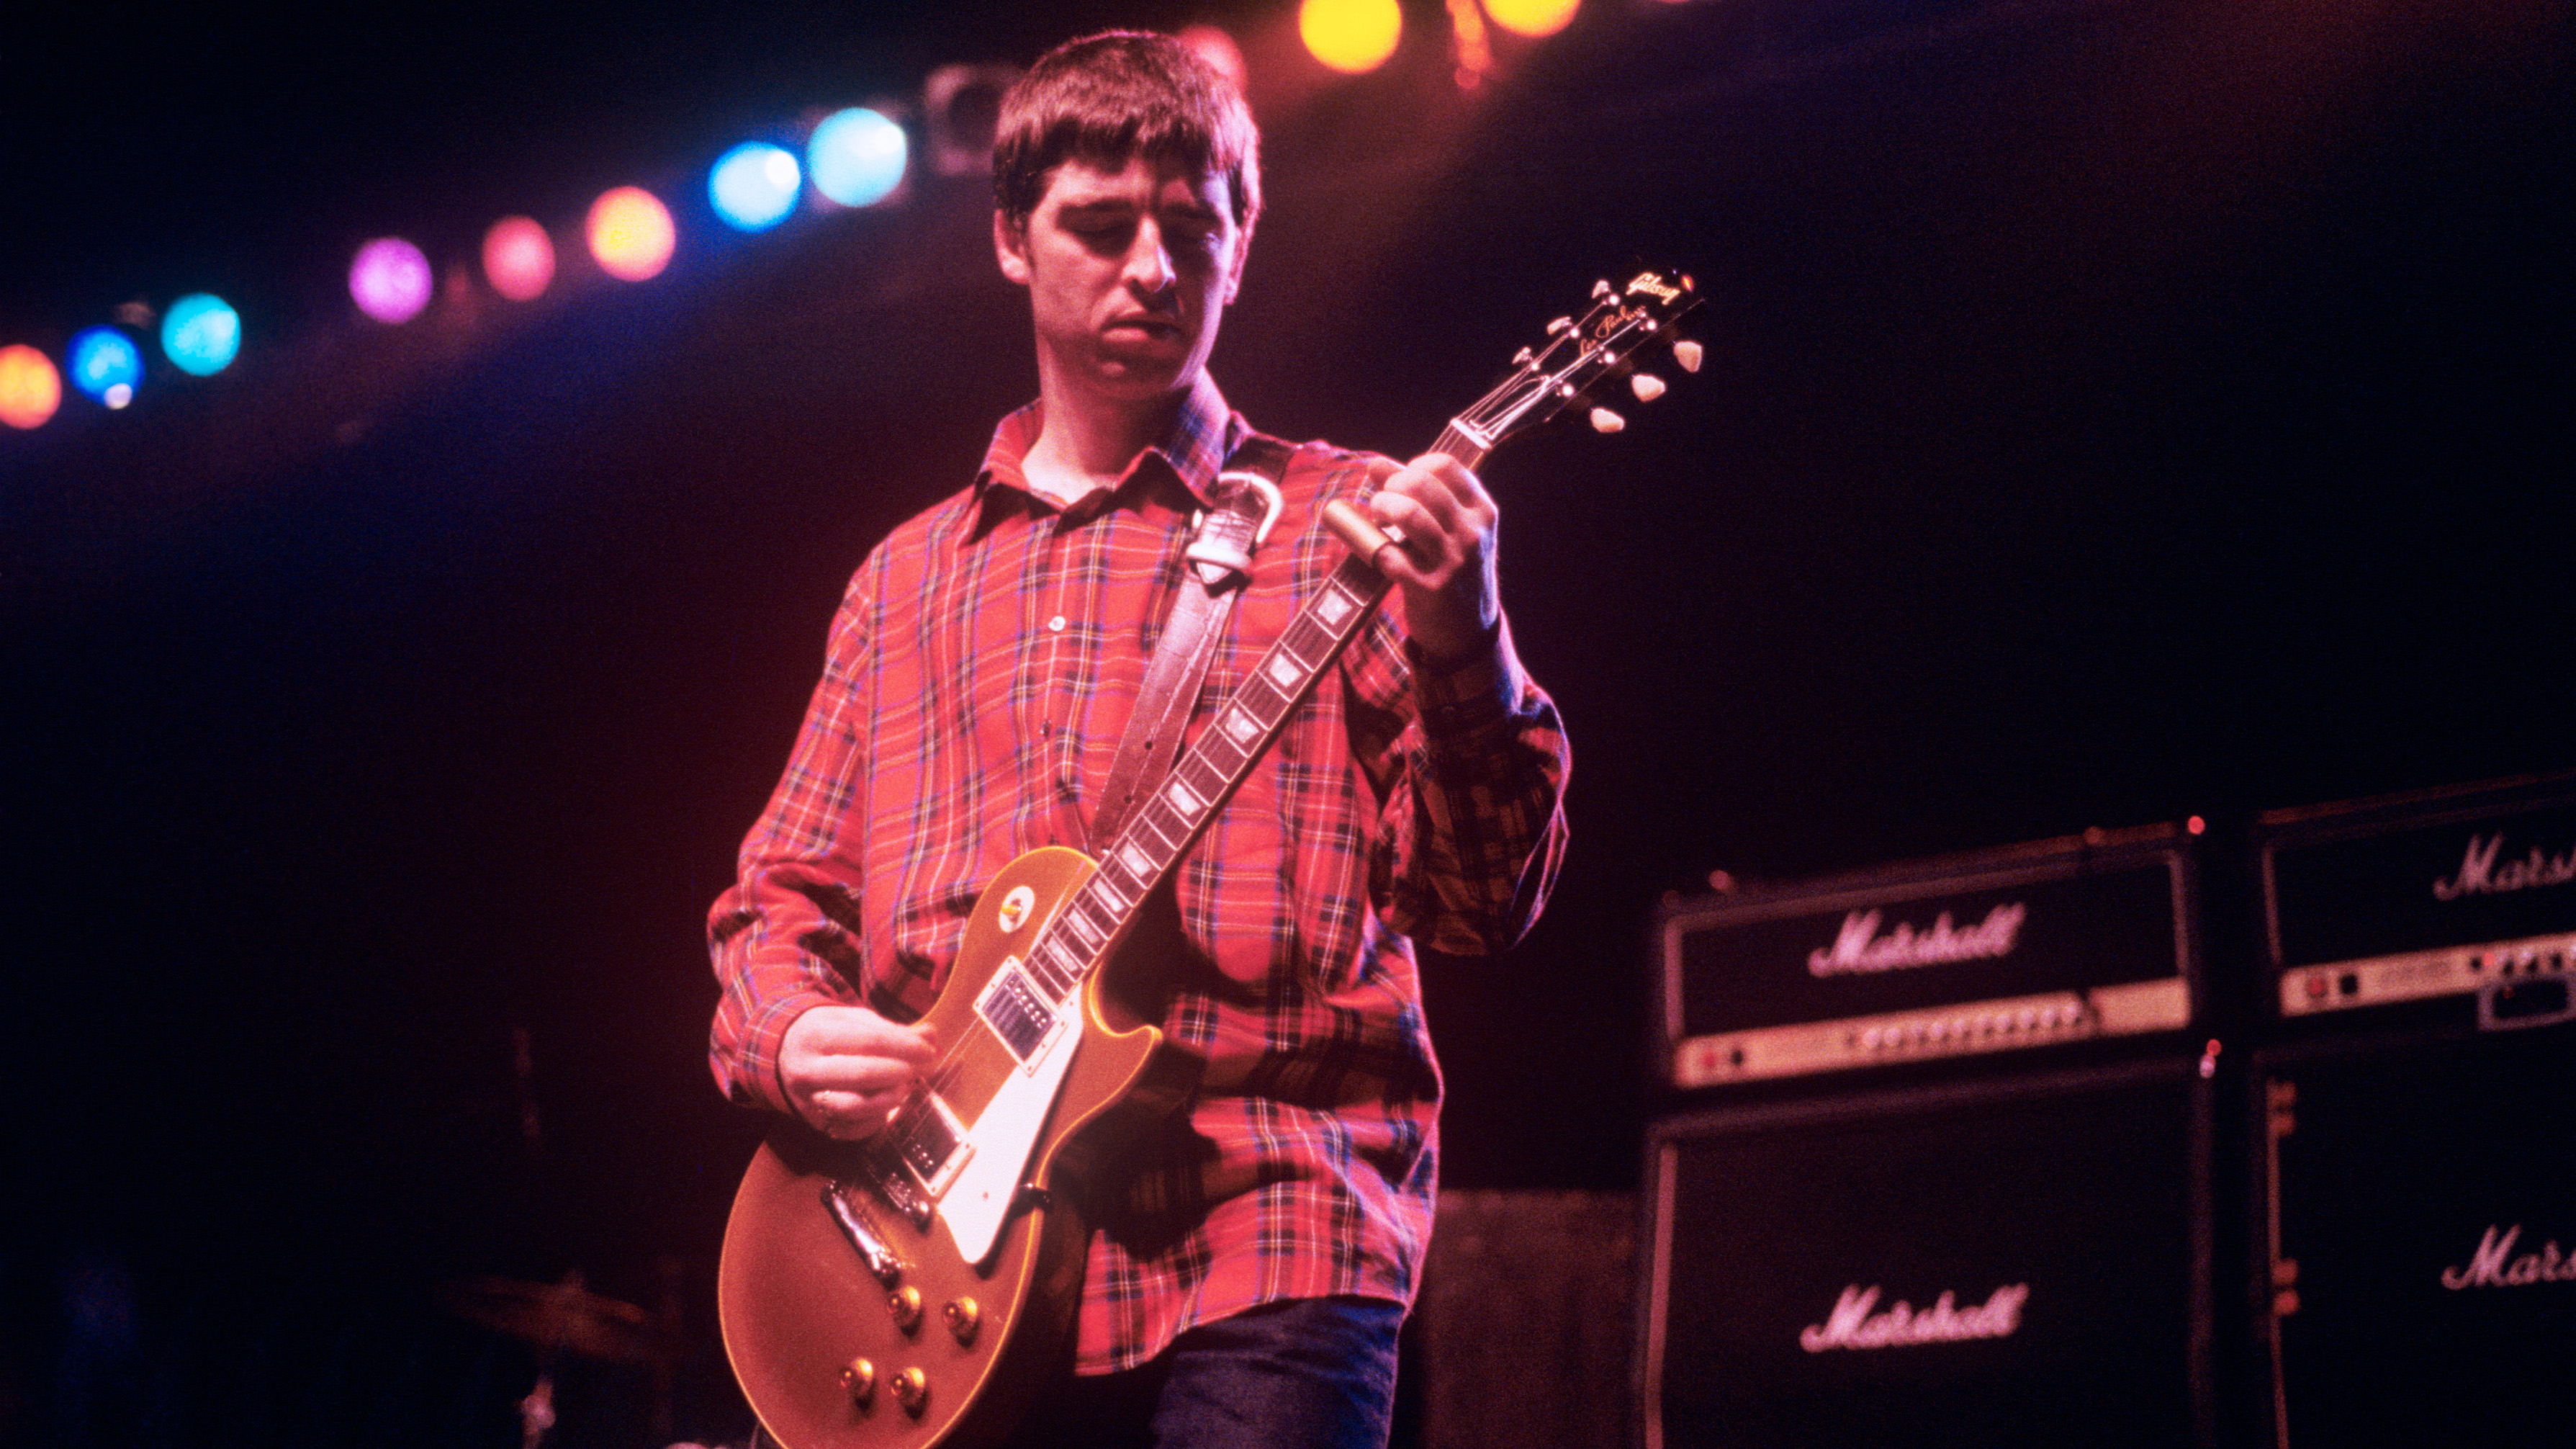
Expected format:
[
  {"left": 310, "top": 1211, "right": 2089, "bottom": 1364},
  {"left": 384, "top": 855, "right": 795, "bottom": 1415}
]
[
  {"left": 2257, "top": 772, "right": 2576, "bottom": 1025},
  {"left": 1658, "top": 825, "right": 2198, "bottom": 1087}
]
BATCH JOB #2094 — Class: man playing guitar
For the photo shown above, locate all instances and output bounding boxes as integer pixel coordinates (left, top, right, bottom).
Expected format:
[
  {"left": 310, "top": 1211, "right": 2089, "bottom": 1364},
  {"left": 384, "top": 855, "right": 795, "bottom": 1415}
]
[{"left": 708, "top": 30, "right": 1570, "bottom": 1448}]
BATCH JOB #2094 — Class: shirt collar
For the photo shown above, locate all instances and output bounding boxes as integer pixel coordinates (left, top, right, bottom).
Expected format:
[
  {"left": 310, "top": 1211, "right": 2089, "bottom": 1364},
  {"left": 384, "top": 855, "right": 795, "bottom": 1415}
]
[{"left": 976, "top": 371, "right": 1243, "bottom": 516}]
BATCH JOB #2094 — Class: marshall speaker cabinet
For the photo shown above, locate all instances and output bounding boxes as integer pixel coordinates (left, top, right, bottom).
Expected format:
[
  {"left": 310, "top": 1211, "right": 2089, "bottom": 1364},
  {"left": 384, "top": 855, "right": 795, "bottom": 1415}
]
[
  {"left": 1657, "top": 824, "right": 2199, "bottom": 1087},
  {"left": 2253, "top": 1020, "right": 2576, "bottom": 1448},
  {"left": 1639, "top": 1058, "right": 2216, "bottom": 1449},
  {"left": 2256, "top": 772, "right": 2576, "bottom": 1028}
]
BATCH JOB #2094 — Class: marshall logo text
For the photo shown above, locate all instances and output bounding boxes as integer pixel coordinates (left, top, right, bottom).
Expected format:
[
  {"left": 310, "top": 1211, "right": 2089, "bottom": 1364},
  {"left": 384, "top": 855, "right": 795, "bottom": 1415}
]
[
  {"left": 2441, "top": 1224, "right": 2576, "bottom": 1290},
  {"left": 1807, "top": 903, "right": 2028, "bottom": 977},
  {"left": 2431, "top": 833, "right": 2576, "bottom": 901},
  {"left": 1798, "top": 1283, "right": 2031, "bottom": 1352}
]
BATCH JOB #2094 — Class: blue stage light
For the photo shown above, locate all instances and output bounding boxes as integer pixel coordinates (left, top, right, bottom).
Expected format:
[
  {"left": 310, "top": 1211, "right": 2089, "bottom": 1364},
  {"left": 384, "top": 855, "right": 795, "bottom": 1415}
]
[
  {"left": 161, "top": 294, "right": 241, "bottom": 377},
  {"left": 68, "top": 328, "right": 145, "bottom": 408},
  {"left": 711, "top": 142, "right": 802, "bottom": 232},
  {"left": 809, "top": 107, "right": 907, "bottom": 208}
]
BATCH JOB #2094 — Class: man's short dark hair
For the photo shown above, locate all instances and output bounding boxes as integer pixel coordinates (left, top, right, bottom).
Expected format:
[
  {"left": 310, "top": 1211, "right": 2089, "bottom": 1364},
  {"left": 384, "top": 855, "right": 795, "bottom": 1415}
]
[{"left": 992, "top": 31, "right": 1261, "bottom": 233}]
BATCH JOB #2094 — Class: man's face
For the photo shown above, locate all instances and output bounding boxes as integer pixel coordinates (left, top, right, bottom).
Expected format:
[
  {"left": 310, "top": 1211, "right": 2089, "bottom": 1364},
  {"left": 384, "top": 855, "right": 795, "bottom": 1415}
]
[{"left": 995, "top": 152, "right": 1248, "bottom": 408}]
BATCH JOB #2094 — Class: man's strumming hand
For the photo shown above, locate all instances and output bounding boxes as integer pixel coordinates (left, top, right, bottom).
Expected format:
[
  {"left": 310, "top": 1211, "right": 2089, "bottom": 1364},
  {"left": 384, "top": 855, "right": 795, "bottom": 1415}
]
[{"left": 780, "top": 1004, "right": 938, "bottom": 1141}]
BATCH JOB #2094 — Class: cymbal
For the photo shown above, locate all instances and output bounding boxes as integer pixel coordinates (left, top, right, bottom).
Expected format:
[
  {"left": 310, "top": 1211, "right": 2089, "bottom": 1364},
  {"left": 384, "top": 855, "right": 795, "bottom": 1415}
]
[{"left": 441, "top": 1273, "right": 675, "bottom": 1365}]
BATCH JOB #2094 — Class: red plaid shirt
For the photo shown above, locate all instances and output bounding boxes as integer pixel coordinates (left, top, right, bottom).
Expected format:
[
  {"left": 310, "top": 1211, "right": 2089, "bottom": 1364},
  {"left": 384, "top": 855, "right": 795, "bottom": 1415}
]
[{"left": 708, "top": 373, "right": 1569, "bottom": 1372}]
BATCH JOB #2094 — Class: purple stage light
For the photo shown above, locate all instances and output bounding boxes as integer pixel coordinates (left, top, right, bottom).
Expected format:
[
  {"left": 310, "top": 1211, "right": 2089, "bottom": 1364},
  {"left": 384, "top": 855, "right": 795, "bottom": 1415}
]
[{"left": 351, "top": 237, "right": 434, "bottom": 323}]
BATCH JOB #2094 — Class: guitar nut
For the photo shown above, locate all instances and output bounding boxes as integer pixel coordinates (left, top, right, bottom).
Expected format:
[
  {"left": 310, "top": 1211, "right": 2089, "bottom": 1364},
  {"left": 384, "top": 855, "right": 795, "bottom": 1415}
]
[
  {"left": 888, "top": 1284, "right": 924, "bottom": 1333},
  {"left": 943, "top": 1296, "right": 981, "bottom": 1345}
]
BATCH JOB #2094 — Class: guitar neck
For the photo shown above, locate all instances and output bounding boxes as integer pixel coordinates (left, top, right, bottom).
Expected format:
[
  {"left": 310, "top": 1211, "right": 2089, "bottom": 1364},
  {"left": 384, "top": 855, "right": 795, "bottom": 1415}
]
[
  {"left": 1004, "top": 265, "right": 1701, "bottom": 1005},
  {"left": 1012, "top": 439, "right": 1487, "bottom": 1004}
]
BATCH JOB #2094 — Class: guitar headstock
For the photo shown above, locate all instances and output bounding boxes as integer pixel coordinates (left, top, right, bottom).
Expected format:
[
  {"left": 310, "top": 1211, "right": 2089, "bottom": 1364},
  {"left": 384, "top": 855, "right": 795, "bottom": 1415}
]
[{"left": 1446, "top": 268, "right": 1703, "bottom": 462}]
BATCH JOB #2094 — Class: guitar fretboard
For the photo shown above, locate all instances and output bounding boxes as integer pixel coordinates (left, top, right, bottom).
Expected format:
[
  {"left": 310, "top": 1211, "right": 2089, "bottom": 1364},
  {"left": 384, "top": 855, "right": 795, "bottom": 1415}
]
[
  {"left": 1015, "top": 553, "right": 1379, "bottom": 1006},
  {"left": 1009, "top": 422, "right": 1493, "bottom": 1013}
]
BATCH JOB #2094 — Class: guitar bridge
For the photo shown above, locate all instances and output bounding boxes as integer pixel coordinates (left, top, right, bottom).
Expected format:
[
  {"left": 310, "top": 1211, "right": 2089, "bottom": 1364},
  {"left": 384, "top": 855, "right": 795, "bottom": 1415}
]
[{"left": 821, "top": 1180, "right": 908, "bottom": 1286}]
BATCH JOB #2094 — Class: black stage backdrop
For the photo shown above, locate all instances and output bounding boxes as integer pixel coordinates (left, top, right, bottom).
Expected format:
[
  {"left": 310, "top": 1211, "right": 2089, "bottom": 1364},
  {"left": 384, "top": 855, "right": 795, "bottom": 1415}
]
[{"left": 2, "top": 1, "right": 2568, "bottom": 1444}]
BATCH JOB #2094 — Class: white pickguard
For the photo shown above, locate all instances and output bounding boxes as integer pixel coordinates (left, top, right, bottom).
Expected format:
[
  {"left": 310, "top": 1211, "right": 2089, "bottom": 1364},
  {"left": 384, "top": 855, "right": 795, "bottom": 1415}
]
[{"left": 936, "top": 1007, "right": 1083, "bottom": 1266}]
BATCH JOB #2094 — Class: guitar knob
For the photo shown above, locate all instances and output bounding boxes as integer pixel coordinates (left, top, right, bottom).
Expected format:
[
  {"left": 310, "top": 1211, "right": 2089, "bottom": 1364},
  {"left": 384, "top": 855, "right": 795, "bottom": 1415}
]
[
  {"left": 1629, "top": 373, "right": 1667, "bottom": 402},
  {"left": 888, "top": 1284, "right": 924, "bottom": 1333},
  {"left": 943, "top": 1296, "right": 982, "bottom": 1345},
  {"left": 891, "top": 1367, "right": 929, "bottom": 1417},
  {"left": 1672, "top": 339, "right": 1705, "bottom": 374},
  {"left": 840, "top": 1357, "right": 877, "bottom": 1407},
  {"left": 1589, "top": 408, "right": 1626, "bottom": 434}
]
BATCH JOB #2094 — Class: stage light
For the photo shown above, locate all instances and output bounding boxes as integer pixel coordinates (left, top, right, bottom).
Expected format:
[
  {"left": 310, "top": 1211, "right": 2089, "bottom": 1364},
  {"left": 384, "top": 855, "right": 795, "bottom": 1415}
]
[
  {"left": 1484, "top": 0, "right": 1580, "bottom": 38},
  {"left": 350, "top": 237, "right": 434, "bottom": 323},
  {"left": 483, "top": 216, "right": 556, "bottom": 302},
  {"left": 1301, "top": 0, "right": 1402, "bottom": 73},
  {"left": 923, "top": 64, "right": 1019, "bottom": 178},
  {"left": 0, "top": 344, "right": 63, "bottom": 429},
  {"left": 68, "top": 328, "right": 143, "bottom": 408},
  {"left": 587, "top": 187, "right": 676, "bottom": 282},
  {"left": 161, "top": 293, "right": 241, "bottom": 377},
  {"left": 710, "top": 142, "right": 802, "bottom": 232},
  {"left": 808, "top": 107, "right": 907, "bottom": 207},
  {"left": 1177, "top": 26, "right": 1248, "bottom": 93}
]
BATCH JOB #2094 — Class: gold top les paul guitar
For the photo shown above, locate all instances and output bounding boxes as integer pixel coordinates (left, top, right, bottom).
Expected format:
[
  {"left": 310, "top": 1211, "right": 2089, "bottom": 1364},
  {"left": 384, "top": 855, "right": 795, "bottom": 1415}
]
[{"left": 717, "top": 270, "right": 1702, "bottom": 1449}]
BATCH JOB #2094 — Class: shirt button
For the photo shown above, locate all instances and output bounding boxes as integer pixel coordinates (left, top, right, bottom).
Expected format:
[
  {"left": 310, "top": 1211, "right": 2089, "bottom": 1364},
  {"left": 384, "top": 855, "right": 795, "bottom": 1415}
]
[{"left": 1048, "top": 614, "right": 1067, "bottom": 632}]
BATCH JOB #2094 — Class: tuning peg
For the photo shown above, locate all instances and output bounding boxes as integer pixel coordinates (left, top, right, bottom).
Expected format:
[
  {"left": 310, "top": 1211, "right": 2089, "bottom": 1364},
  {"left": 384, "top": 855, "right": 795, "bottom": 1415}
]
[
  {"left": 1630, "top": 373, "right": 1667, "bottom": 403},
  {"left": 1672, "top": 339, "right": 1705, "bottom": 374},
  {"left": 1592, "top": 279, "right": 1615, "bottom": 300},
  {"left": 1512, "top": 346, "right": 1535, "bottom": 368},
  {"left": 1589, "top": 407, "right": 1626, "bottom": 434},
  {"left": 1546, "top": 316, "right": 1575, "bottom": 335}
]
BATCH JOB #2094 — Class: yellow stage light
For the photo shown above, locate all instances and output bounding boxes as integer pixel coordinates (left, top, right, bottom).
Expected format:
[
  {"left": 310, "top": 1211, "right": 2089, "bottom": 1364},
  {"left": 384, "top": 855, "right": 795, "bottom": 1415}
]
[
  {"left": 587, "top": 187, "right": 675, "bottom": 282},
  {"left": 1485, "top": 0, "right": 1580, "bottom": 37},
  {"left": 1301, "top": 0, "right": 1403, "bottom": 74}
]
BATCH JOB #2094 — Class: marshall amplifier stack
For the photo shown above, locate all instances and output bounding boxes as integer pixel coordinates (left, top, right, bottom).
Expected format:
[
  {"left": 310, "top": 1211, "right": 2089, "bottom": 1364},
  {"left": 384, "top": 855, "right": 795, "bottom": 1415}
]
[
  {"left": 1641, "top": 824, "right": 2215, "bottom": 1449},
  {"left": 2249, "top": 773, "right": 2576, "bottom": 1449}
]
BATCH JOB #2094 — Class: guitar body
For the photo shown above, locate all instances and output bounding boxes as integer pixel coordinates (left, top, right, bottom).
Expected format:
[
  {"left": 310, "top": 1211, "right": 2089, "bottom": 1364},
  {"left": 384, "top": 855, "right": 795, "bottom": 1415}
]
[{"left": 719, "top": 846, "right": 1174, "bottom": 1449}]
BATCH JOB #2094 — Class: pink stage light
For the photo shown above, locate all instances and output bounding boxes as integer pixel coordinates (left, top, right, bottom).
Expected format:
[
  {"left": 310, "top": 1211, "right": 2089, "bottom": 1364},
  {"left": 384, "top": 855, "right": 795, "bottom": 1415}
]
[
  {"left": 350, "top": 237, "right": 434, "bottom": 323},
  {"left": 1178, "top": 26, "right": 1248, "bottom": 93},
  {"left": 483, "top": 217, "right": 556, "bottom": 302}
]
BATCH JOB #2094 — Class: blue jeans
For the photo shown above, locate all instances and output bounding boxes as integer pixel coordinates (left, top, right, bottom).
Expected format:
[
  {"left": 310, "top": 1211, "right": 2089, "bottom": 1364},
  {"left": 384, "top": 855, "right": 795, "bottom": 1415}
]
[{"left": 1001, "top": 1295, "right": 1405, "bottom": 1449}]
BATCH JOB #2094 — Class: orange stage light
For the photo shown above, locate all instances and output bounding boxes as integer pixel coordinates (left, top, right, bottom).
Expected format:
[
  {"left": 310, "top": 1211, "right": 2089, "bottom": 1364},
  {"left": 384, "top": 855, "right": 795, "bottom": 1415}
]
[
  {"left": 586, "top": 187, "right": 675, "bottom": 283},
  {"left": 1485, "top": 0, "right": 1580, "bottom": 38},
  {"left": 0, "top": 344, "right": 63, "bottom": 430},
  {"left": 1301, "top": 0, "right": 1403, "bottom": 74}
]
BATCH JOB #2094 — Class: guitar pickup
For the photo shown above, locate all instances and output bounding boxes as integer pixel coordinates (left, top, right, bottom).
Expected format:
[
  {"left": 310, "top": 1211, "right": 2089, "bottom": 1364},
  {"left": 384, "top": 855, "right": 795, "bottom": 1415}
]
[{"left": 897, "top": 1091, "right": 975, "bottom": 1203}]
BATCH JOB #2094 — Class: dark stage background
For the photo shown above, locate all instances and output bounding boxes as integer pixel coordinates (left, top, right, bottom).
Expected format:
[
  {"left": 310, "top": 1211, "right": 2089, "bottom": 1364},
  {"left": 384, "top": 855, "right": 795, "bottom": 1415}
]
[{"left": 3, "top": 1, "right": 2569, "bottom": 1445}]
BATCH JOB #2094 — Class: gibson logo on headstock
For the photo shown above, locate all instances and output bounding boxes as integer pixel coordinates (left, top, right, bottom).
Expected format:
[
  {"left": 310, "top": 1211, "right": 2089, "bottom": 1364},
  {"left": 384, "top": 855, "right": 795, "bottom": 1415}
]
[{"left": 1624, "top": 271, "right": 1685, "bottom": 304}]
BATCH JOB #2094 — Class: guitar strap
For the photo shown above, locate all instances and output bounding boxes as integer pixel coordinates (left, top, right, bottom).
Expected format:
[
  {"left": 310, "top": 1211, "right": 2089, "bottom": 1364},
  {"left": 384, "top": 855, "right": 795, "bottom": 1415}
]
[{"left": 1086, "top": 433, "right": 1294, "bottom": 852}]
